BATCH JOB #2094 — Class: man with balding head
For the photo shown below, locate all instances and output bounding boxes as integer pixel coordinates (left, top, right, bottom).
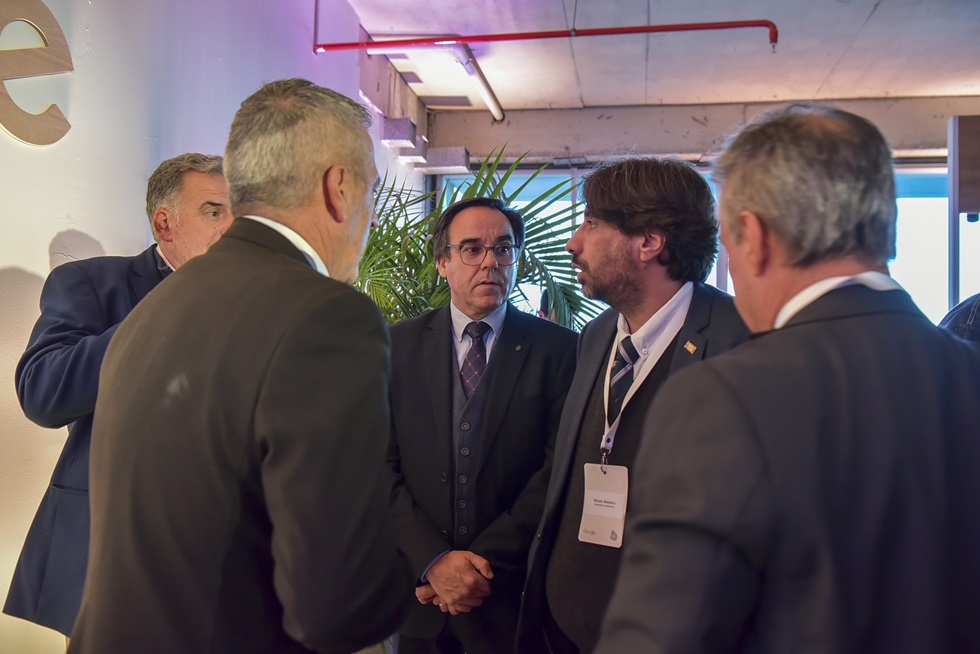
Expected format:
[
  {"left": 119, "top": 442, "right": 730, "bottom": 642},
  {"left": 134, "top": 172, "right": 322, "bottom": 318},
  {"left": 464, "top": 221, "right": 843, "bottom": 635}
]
[
  {"left": 5, "top": 152, "right": 231, "bottom": 642},
  {"left": 70, "top": 79, "right": 411, "bottom": 654},
  {"left": 595, "top": 102, "right": 980, "bottom": 653}
]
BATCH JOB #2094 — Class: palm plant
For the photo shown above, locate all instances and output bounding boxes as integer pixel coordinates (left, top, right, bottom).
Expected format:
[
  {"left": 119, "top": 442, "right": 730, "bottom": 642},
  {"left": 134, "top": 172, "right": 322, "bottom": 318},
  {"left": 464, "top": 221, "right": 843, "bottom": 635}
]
[{"left": 356, "top": 149, "right": 603, "bottom": 330}]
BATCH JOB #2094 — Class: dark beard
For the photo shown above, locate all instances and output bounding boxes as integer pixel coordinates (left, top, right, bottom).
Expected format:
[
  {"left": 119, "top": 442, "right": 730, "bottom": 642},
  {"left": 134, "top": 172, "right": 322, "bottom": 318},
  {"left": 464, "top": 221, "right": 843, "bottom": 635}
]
[{"left": 582, "top": 262, "right": 642, "bottom": 315}]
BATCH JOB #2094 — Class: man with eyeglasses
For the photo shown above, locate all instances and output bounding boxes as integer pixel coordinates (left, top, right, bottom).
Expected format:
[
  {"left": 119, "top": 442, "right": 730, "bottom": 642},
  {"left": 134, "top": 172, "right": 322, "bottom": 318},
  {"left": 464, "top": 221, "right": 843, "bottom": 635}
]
[{"left": 387, "top": 196, "right": 577, "bottom": 654}]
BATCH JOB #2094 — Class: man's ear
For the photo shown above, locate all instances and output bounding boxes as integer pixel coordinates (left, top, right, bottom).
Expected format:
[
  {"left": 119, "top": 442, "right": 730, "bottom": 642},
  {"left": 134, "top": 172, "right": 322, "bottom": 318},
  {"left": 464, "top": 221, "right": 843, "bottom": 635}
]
[
  {"left": 153, "top": 208, "right": 175, "bottom": 243},
  {"left": 323, "top": 164, "right": 349, "bottom": 224},
  {"left": 739, "top": 210, "right": 771, "bottom": 277},
  {"left": 637, "top": 230, "right": 667, "bottom": 264},
  {"left": 436, "top": 254, "right": 448, "bottom": 279}
]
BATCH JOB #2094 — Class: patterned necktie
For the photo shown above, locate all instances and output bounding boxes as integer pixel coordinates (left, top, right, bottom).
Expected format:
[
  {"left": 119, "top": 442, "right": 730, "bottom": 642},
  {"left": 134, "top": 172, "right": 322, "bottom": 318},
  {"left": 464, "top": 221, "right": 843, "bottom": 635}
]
[
  {"left": 460, "top": 321, "right": 491, "bottom": 399},
  {"left": 607, "top": 335, "right": 639, "bottom": 423}
]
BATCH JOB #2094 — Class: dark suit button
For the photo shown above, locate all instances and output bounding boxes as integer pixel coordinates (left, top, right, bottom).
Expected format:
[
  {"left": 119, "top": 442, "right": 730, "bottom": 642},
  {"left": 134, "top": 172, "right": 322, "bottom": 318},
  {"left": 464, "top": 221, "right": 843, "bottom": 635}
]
[
  {"left": 536, "top": 532, "right": 542, "bottom": 540},
  {"left": 460, "top": 447, "right": 470, "bottom": 456},
  {"left": 441, "top": 473, "right": 449, "bottom": 483},
  {"left": 458, "top": 526, "right": 468, "bottom": 535},
  {"left": 461, "top": 422, "right": 471, "bottom": 431},
  {"left": 441, "top": 530, "right": 450, "bottom": 539},
  {"left": 458, "top": 500, "right": 466, "bottom": 508},
  {"left": 458, "top": 474, "right": 468, "bottom": 484}
]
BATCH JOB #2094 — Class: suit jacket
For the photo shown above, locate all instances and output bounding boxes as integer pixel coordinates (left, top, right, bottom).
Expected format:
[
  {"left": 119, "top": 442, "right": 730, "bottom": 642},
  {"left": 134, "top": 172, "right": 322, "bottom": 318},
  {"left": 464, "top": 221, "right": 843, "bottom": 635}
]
[
  {"left": 595, "top": 284, "right": 980, "bottom": 654},
  {"left": 69, "top": 219, "right": 412, "bottom": 654},
  {"left": 4, "top": 245, "right": 164, "bottom": 636},
  {"left": 517, "top": 282, "right": 748, "bottom": 653},
  {"left": 387, "top": 303, "right": 576, "bottom": 650},
  {"left": 940, "top": 291, "right": 980, "bottom": 343}
]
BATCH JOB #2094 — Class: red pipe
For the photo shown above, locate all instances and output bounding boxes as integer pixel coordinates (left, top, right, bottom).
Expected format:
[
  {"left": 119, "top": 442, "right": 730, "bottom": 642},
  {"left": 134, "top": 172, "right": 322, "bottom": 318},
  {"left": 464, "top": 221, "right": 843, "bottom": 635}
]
[{"left": 314, "top": 19, "right": 778, "bottom": 53}]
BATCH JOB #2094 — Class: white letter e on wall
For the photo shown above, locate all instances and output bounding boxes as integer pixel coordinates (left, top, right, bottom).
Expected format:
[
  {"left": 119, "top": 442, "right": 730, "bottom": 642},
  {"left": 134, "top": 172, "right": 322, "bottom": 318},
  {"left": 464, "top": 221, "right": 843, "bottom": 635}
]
[{"left": 0, "top": 0, "right": 73, "bottom": 145}]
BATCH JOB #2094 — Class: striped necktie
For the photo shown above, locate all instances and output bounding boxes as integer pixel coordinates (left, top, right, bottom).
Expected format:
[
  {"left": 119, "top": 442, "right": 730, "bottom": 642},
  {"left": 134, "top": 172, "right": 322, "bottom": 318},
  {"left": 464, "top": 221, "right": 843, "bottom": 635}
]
[{"left": 607, "top": 335, "right": 639, "bottom": 423}]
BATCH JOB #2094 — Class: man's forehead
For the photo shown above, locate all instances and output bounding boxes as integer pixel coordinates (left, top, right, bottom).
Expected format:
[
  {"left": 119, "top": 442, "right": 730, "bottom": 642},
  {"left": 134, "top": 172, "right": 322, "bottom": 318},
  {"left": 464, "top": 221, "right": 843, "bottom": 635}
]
[{"left": 451, "top": 208, "right": 513, "bottom": 234}]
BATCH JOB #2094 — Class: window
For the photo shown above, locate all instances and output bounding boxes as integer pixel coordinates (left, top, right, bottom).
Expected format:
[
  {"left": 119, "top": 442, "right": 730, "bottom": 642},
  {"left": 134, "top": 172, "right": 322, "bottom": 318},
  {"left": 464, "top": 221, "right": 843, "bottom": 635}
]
[{"left": 441, "top": 164, "right": 967, "bottom": 324}]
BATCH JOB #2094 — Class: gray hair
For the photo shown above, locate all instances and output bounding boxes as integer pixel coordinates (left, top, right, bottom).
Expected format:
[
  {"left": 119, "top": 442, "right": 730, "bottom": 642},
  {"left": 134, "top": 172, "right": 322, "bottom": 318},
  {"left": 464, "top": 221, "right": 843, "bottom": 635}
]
[
  {"left": 145, "top": 153, "right": 224, "bottom": 240},
  {"left": 224, "top": 78, "right": 372, "bottom": 214},
  {"left": 713, "top": 102, "right": 896, "bottom": 267}
]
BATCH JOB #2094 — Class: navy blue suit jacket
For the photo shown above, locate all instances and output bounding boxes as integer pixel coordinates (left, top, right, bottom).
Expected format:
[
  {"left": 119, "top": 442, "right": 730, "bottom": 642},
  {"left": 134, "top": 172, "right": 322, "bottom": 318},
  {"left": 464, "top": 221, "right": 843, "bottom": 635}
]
[{"left": 4, "top": 245, "right": 164, "bottom": 636}]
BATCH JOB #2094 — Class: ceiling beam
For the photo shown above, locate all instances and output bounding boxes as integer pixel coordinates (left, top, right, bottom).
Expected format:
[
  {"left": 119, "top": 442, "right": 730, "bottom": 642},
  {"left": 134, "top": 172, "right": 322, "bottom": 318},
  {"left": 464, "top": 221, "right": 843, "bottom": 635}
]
[{"left": 428, "top": 96, "right": 980, "bottom": 164}]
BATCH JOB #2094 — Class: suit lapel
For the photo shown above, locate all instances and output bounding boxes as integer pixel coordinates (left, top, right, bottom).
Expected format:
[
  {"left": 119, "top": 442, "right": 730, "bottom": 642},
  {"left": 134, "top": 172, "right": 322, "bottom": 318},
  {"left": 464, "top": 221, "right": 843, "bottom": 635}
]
[
  {"left": 423, "top": 307, "right": 455, "bottom": 453},
  {"left": 545, "top": 309, "right": 617, "bottom": 508},
  {"left": 668, "top": 282, "right": 712, "bottom": 374},
  {"left": 128, "top": 245, "right": 163, "bottom": 305},
  {"left": 475, "top": 304, "right": 530, "bottom": 474}
]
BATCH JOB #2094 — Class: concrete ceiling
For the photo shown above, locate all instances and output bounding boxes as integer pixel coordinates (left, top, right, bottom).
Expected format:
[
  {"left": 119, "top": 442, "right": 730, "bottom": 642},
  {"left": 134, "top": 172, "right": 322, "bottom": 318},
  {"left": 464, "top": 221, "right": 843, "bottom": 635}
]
[{"left": 344, "top": 0, "right": 980, "bottom": 115}]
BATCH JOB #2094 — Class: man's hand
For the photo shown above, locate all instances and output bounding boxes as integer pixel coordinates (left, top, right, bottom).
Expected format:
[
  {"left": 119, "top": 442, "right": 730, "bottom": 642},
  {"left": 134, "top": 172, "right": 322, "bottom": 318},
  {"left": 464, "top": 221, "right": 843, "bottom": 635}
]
[
  {"left": 415, "top": 584, "right": 438, "bottom": 604},
  {"left": 423, "top": 550, "right": 493, "bottom": 614}
]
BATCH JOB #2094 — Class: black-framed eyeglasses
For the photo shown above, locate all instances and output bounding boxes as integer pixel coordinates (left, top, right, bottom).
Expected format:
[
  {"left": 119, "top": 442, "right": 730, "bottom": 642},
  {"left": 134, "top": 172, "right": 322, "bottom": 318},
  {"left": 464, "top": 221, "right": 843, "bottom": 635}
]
[{"left": 447, "top": 243, "right": 520, "bottom": 266}]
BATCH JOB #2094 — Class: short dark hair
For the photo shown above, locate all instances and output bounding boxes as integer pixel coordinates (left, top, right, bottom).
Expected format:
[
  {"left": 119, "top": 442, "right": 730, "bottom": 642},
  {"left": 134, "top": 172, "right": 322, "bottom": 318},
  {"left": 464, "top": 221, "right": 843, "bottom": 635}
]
[
  {"left": 431, "top": 197, "right": 526, "bottom": 261},
  {"left": 581, "top": 157, "right": 718, "bottom": 283}
]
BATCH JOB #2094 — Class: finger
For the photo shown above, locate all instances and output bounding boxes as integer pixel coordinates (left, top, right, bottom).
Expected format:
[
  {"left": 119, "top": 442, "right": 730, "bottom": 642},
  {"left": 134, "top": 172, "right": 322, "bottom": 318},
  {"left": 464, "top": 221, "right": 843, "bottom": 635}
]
[
  {"left": 467, "top": 554, "right": 494, "bottom": 579},
  {"left": 460, "top": 575, "right": 492, "bottom": 595},
  {"left": 454, "top": 597, "right": 484, "bottom": 610}
]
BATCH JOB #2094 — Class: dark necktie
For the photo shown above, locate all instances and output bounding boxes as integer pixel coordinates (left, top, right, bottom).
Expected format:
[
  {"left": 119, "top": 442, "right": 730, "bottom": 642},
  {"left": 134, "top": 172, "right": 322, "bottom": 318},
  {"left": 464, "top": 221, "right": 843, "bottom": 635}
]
[
  {"left": 153, "top": 249, "right": 172, "bottom": 280},
  {"left": 607, "top": 335, "right": 639, "bottom": 423},
  {"left": 460, "top": 321, "right": 491, "bottom": 399}
]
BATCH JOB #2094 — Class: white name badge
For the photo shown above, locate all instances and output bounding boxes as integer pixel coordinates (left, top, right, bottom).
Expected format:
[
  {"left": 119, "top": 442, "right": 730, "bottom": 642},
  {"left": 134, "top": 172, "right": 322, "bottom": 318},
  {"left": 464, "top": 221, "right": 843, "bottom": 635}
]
[{"left": 578, "top": 463, "right": 629, "bottom": 548}]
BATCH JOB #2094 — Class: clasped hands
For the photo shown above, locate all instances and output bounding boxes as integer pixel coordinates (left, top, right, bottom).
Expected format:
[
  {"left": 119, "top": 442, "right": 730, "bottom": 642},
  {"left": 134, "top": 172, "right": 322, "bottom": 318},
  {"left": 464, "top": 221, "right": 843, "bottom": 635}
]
[{"left": 416, "top": 550, "right": 493, "bottom": 616}]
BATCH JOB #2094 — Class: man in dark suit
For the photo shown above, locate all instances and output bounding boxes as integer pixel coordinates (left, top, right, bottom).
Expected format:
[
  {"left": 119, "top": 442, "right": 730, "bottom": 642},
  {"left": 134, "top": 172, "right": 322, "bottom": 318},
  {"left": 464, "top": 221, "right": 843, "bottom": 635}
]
[
  {"left": 388, "top": 197, "right": 577, "bottom": 654},
  {"left": 517, "top": 157, "right": 748, "bottom": 654},
  {"left": 595, "top": 103, "right": 980, "bottom": 653},
  {"left": 68, "top": 79, "right": 412, "bottom": 654},
  {"left": 4, "top": 152, "right": 231, "bottom": 641}
]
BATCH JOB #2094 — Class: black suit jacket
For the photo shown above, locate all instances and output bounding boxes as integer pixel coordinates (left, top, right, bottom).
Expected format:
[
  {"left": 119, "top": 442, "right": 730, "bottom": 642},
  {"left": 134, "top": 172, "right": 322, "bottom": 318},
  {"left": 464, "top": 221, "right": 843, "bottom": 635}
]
[
  {"left": 69, "top": 219, "right": 412, "bottom": 654},
  {"left": 5, "top": 245, "right": 163, "bottom": 636},
  {"left": 387, "top": 303, "right": 576, "bottom": 648},
  {"left": 517, "top": 282, "right": 748, "bottom": 653},
  {"left": 596, "top": 284, "right": 980, "bottom": 654}
]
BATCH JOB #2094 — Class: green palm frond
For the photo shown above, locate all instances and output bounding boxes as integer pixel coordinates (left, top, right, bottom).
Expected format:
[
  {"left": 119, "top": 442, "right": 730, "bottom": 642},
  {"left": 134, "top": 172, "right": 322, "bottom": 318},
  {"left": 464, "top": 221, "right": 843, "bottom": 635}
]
[{"left": 357, "top": 149, "right": 603, "bottom": 330}]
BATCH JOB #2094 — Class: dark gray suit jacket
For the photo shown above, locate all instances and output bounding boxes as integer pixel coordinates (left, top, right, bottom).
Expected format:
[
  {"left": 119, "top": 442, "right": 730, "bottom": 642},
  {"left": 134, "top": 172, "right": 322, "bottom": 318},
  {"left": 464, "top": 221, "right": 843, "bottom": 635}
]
[
  {"left": 388, "top": 303, "right": 576, "bottom": 650},
  {"left": 517, "top": 282, "right": 748, "bottom": 653},
  {"left": 596, "top": 284, "right": 980, "bottom": 654},
  {"left": 69, "top": 219, "right": 412, "bottom": 654}
]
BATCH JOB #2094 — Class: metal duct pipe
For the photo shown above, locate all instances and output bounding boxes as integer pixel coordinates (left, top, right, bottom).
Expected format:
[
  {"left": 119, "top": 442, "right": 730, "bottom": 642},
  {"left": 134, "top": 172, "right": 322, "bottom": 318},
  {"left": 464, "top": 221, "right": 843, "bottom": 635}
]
[
  {"left": 315, "top": 19, "right": 778, "bottom": 123},
  {"left": 314, "top": 19, "right": 779, "bottom": 52}
]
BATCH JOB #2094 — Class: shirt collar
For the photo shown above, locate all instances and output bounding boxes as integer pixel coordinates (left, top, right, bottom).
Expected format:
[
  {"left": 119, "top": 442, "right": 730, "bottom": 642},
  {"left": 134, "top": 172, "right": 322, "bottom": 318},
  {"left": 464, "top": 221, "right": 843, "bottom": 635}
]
[
  {"left": 449, "top": 301, "right": 507, "bottom": 343},
  {"left": 774, "top": 271, "right": 902, "bottom": 328},
  {"left": 155, "top": 245, "right": 175, "bottom": 273},
  {"left": 241, "top": 215, "right": 329, "bottom": 277},
  {"left": 616, "top": 281, "right": 694, "bottom": 354}
]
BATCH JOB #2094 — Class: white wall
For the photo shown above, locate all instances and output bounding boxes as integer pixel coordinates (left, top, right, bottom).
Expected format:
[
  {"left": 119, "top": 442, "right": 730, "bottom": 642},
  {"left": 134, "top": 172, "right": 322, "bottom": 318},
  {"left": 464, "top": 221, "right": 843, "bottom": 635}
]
[{"left": 0, "top": 0, "right": 418, "bottom": 650}]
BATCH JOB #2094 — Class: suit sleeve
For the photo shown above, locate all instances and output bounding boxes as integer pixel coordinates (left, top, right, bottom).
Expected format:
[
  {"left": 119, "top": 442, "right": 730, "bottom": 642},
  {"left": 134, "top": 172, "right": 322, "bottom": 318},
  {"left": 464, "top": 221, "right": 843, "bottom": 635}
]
[
  {"left": 594, "top": 365, "right": 773, "bottom": 654},
  {"left": 469, "top": 330, "right": 578, "bottom": 585},
  {"left": 386, "top": 422, "right": 452, "bottom": 577},
  {"left": 15, "top": 263, "right": 121, "bottom": 428},
  {"left": 255, "top": 290, "right": 412, "bottom": 653}
]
